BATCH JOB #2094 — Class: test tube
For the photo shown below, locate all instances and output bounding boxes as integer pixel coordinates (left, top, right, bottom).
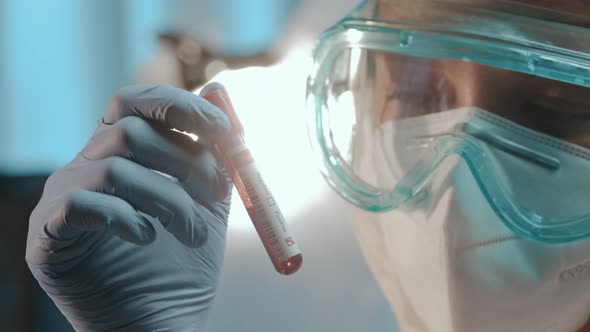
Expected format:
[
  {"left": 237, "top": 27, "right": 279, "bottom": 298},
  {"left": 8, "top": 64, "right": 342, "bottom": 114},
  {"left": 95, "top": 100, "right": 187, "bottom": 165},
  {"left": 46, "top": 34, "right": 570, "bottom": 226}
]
[{"left": 202, "top": 82, "right": 303, "bottom": 275}]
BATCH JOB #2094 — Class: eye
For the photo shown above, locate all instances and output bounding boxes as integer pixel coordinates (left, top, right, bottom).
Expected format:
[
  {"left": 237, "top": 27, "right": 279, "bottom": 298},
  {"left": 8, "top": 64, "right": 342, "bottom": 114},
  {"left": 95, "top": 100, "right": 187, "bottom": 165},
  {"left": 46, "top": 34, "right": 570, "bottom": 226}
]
[
  {"left": 529, "top": 96, "right": 590, "bottom": 116},
  {"left": 383, "top": 73, "right": 457, "bottom": 120},
  {"left": 520, "top": 97, "right": 590, "bottom": 145}
]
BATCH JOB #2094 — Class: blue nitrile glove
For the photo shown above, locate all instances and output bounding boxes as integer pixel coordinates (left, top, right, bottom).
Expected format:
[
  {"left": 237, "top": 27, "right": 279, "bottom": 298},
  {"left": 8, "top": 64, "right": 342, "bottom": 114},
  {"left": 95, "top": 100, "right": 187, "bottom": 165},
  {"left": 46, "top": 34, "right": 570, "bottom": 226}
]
[{"left": 26, "top": 84, "right": 232, "bottom": 331}]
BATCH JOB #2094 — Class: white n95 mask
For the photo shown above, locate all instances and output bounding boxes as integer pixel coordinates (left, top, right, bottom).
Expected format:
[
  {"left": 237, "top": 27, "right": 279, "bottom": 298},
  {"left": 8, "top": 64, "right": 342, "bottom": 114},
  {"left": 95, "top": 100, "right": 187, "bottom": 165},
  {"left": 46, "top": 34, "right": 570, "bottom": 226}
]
[{"left": 348, "top": 107, "right": 590, "bottom": 332}]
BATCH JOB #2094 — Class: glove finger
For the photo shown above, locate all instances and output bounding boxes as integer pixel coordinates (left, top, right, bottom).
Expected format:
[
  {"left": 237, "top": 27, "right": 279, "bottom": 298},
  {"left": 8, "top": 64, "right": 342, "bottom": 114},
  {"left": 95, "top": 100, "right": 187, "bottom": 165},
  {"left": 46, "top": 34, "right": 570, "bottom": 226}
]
[
  {"left": 79, "top": 156, "right": 210, "bottom": 248},
  {"left": 45, "top": 189, "right": 157, "bottom": 245},
  {"left": 81, "top": 116, "right": 229, "bottom": 201},
  {"left": 103, "top": 84, "right": 230, "bottom": 141}
]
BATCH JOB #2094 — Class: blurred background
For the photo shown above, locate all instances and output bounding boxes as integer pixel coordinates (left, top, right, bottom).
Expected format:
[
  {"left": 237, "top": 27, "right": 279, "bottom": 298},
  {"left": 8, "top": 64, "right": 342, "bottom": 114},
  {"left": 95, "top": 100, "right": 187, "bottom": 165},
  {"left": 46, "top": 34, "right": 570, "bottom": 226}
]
[{"left": 0, "top": 0, "right": 398, "bottom": 331}]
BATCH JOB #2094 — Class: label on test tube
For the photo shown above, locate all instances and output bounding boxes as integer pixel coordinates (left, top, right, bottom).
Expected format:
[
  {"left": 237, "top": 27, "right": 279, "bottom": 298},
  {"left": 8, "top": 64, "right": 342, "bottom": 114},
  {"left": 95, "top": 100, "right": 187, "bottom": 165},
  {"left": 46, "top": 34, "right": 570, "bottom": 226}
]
[{"left": 236, "top": 161, "right": 301, "bottom": 260}]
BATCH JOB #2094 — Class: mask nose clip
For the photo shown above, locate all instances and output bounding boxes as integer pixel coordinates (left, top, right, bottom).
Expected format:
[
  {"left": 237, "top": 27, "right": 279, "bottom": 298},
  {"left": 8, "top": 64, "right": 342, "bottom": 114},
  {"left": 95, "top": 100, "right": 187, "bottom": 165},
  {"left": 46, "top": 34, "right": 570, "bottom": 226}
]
[
  {"left": 460, "top": 122, "right": 561, "bottom": 171},
  {"left": 407, "top": 122, "right": 561, "bottom": 171}
]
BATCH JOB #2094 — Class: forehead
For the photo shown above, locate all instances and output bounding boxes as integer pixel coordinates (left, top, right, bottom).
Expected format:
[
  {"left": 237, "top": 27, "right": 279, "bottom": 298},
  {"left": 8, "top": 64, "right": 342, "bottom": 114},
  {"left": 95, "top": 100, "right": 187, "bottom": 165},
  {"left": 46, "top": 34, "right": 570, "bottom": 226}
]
[
  {"left": 377, "top": 0, "right": 590, "bottom": 26},
  {"left": 513, "top": 0, "right": 590, "bottom": 21}
]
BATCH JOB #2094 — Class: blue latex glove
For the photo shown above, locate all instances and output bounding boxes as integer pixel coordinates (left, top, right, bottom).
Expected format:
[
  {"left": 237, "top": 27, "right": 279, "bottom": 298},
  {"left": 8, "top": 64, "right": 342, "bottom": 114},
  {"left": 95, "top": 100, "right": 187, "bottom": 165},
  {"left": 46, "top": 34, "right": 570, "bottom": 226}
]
[{"left": 26, "top": 84, "right": 232, "bottom": 331}]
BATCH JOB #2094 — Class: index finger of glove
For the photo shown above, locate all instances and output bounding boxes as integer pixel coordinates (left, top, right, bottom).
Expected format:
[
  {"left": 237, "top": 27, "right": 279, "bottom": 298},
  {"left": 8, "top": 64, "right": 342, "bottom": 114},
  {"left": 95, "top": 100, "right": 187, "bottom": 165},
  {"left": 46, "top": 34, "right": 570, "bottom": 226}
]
[{"left": 103, "top": 84, "right": 230, "bottom": 140}]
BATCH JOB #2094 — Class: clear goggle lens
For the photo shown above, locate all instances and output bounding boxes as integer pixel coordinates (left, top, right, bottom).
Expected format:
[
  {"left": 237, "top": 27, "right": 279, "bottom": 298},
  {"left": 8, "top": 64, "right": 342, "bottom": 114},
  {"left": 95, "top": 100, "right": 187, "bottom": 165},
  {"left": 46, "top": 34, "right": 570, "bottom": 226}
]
[{"left": 308, "top": 35, "right": 590, "bottom": 243}]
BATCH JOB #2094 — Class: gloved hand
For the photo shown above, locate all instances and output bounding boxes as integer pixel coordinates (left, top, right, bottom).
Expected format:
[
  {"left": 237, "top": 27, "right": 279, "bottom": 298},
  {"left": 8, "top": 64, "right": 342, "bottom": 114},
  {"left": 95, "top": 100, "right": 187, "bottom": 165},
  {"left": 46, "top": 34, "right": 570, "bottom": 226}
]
[{"left": 26, "top": 84, "right": 232, "bottom": 331}]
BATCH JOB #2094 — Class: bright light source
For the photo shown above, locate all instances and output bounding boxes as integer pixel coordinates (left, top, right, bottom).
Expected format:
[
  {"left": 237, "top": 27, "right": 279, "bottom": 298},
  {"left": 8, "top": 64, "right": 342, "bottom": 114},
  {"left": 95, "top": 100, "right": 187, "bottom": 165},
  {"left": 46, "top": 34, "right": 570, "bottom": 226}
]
[{"left": 197, "top": 44, "right": 324, "bottom": 231}]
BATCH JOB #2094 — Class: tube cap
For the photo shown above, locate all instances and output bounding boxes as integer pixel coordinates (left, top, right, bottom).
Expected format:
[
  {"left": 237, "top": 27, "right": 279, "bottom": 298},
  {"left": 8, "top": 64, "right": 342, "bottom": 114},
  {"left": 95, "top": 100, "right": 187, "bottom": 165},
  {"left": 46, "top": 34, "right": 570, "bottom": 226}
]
[{"left": 200, "top": 82, "right": 243, "bottom": 138}]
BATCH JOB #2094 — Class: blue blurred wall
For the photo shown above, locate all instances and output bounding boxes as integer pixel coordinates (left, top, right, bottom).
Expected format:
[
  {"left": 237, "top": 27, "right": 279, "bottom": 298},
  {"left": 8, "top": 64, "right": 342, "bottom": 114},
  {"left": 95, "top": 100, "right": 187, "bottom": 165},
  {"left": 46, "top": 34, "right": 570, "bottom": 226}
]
[
  {"left": 0, "top": 0, "right": 177, "bottom": 175},
  {"left": 0, "top": 1, "right": 300, "bottom": 330},
  {"left": 0, "top": 0, "right": 298, "bottom": 175}
]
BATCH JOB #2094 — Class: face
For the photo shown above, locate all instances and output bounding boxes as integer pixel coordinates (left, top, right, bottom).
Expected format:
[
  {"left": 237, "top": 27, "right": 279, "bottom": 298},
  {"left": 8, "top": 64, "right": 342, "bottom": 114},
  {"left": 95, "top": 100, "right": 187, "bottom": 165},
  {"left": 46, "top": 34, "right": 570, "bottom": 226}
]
[
  {"left": 346, "top": 2, "right": 590, "bottom": 331},
  {"left": 362, "top": 51, "right": 590, "bottom": 332}
]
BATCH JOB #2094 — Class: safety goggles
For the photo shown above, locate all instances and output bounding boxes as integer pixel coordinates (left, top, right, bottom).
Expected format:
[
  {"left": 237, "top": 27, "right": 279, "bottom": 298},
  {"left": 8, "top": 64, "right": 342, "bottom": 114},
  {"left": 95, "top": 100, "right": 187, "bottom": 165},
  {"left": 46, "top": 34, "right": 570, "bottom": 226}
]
[{"left": 307, "top": 0, "right": 590, "bottom": 243}]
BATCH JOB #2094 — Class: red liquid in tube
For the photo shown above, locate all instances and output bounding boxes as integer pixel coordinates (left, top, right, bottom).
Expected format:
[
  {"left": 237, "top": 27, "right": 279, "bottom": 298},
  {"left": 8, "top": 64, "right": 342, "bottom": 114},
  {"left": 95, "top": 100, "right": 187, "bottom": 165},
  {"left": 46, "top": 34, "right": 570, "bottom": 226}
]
[{"left": 202, "top": 83, "right": 302, "bottom": 275}]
